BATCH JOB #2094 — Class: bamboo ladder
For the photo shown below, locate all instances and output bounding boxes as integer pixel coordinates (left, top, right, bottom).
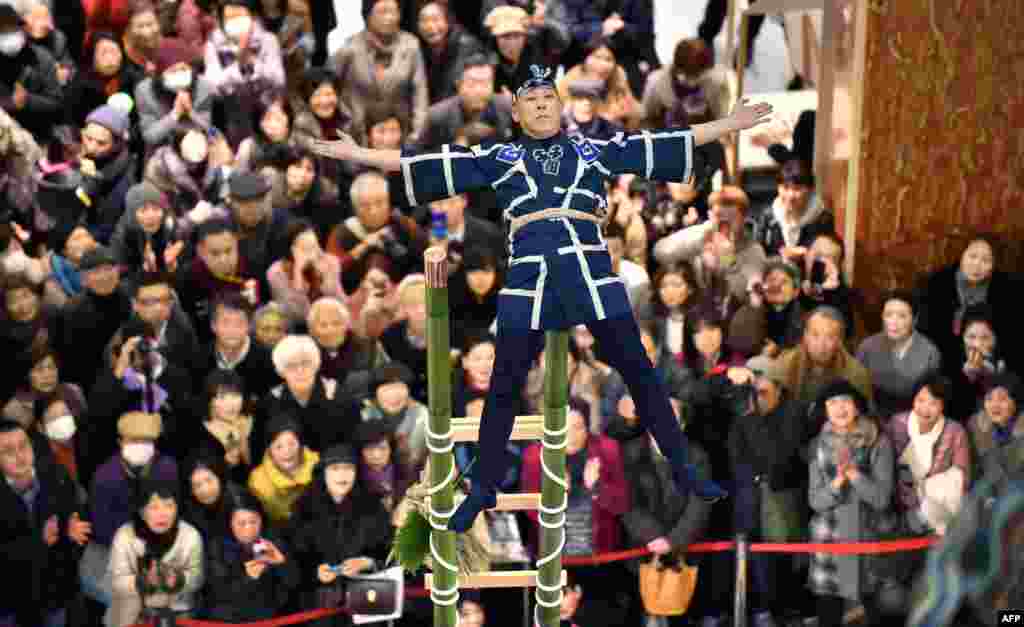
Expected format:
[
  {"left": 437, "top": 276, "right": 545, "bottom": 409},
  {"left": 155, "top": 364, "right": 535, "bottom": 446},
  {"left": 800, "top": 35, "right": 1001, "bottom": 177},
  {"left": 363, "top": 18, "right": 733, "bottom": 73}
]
[{"left": 421, "top": 247, "right": 569, "bottom": 627}]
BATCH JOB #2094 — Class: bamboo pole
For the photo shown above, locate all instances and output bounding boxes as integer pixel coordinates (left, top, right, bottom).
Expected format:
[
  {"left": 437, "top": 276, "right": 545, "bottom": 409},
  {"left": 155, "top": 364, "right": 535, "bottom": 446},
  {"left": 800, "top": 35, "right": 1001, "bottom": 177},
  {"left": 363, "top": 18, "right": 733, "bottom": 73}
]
[
  {"left": 535, "top": 331, "right": 569, "bottom": 627},
  {"left": 424, "top": 247, "right": 459, "bottom": 627}
]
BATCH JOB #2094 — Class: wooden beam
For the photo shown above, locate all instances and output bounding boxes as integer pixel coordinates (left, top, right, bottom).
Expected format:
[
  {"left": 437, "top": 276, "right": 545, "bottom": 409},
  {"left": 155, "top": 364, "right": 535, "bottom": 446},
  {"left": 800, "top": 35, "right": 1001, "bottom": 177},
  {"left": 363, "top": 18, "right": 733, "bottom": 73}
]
[
  {"left": 424, "top": 570, "right": 568, "bottom": 590},
  {"left": 813, "top": 0, "right": 839, "bottom": 193},
  {"left": 743, "top": 0, "right": 826, "bottom": 14},
  {"left": 450, "top": 416, "right": 545, "bottom": 442},
  {"left": 843, "top": 0, "right": 870, "bottom": 284}
]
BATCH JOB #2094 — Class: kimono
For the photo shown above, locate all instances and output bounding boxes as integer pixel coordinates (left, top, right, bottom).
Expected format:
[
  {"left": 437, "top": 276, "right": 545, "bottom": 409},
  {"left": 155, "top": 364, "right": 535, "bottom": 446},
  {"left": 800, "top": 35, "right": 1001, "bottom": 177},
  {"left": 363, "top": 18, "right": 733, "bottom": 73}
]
[{"left": 399, "top": 128, "right": 697, "bottom": 332}]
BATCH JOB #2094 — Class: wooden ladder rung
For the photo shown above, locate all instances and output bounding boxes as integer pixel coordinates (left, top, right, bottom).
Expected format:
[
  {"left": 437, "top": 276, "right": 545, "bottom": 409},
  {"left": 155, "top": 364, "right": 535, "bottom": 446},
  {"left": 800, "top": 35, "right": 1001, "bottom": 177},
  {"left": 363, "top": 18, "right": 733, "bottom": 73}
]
[
  {"left": 425, "top": 492, "right": 541, "bottom": 512},
  {"left": 491, "top": 492, "right": 541, "bottom": 511},
  {"left": 450, "top": 415, "right": 545, "bottom": 442},
  {"left": 424, "top": 570, "right": 567, "bottom": 590}
]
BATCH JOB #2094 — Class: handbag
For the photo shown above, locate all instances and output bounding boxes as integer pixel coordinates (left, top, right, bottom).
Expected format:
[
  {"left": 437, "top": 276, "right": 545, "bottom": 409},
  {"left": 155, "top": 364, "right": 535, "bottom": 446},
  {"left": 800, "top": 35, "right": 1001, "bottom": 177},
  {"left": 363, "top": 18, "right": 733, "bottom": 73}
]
[
  {"left": 638, "top": 555, "right": 698, "bottom": 616},
  {"left": 344, "top": 576, "right": 399, "bottom": 615}
]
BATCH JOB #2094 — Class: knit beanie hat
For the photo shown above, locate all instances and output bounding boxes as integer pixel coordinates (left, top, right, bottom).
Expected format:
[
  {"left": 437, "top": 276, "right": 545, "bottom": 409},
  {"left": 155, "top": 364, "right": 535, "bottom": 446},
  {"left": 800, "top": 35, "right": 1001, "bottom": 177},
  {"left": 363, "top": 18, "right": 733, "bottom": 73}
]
[
  {"left": 371, "top": 362, "right": 414, "bottom": 396},
  {"left": 85, "top": 104, "right": 131, "bottom": 140},
  {"left": 763, "top": 258, "right": 802, "bottom": 286},
  {"left": 320, "top": 443, "right": 358, "bottom": 469},
  {"left": 265, "top": 414, "right": 303, "bottom": 448},
  {"left": 815, "top": 379, "right": 868, "bottom": 415},
  {"left": 118, "top": 411, "right": 163, "bottom": 440},
  {"left": 353, "top": 419, "right": 393, "bottom": 449},
  {"left": 154, "top": 38, "right": 196, "bottom": 75},
  {"left": 125, "top": 182, "right": 167, "bottom": 214}
]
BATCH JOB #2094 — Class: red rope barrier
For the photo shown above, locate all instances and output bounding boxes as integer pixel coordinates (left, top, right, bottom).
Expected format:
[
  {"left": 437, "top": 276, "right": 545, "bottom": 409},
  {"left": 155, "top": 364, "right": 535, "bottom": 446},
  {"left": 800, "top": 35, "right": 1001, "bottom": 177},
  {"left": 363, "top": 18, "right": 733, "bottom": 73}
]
[{"left": 129, "top": 535, "right": 939, "bottom": 627}]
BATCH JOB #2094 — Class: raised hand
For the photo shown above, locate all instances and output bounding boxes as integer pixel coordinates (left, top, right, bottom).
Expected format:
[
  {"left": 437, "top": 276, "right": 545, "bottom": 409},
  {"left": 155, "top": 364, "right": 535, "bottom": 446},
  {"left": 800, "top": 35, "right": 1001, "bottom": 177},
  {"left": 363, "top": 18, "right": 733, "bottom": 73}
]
[{"left": 729, "top": 99, "right": 774, "bottom": 131}]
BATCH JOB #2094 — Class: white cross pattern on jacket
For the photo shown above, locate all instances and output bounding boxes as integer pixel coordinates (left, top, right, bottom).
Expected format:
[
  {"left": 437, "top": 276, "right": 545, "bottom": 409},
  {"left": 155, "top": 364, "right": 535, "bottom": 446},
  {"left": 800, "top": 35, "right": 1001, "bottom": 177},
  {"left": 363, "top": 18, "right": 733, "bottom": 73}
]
[{"left": 532, "top": 145, "right": 564, "bottom": 176}]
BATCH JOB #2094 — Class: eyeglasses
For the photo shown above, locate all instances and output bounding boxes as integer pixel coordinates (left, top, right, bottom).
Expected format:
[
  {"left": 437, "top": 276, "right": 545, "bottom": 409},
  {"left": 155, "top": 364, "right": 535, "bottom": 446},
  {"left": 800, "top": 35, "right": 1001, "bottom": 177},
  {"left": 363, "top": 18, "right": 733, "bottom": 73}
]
[
  {"left": 137, "top": 296, "right": 173, "bottom": 307},
  {"left": 283, "top": 359, "right": 317, "bottom": 372}
]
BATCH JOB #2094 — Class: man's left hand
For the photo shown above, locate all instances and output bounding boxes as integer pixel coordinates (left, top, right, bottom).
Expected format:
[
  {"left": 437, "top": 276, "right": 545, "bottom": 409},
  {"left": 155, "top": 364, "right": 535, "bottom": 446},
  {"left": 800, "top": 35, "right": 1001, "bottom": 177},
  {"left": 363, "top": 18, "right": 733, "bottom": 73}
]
[{"left": 729, "top": 98, "right": 774, "bottom": 131}]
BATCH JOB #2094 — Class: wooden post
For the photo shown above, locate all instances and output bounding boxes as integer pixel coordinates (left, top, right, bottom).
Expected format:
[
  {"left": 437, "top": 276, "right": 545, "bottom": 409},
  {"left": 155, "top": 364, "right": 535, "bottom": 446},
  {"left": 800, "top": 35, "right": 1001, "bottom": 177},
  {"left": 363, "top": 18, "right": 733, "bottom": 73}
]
[
  {"left": 535, "top": 331, "right": 569, "bottom": 627},
  {"left": 424, "top": 247, "right": 459, "bottom": 627},
  {"left": 731, "top": 12, "right": 751, "bottom": 181}
]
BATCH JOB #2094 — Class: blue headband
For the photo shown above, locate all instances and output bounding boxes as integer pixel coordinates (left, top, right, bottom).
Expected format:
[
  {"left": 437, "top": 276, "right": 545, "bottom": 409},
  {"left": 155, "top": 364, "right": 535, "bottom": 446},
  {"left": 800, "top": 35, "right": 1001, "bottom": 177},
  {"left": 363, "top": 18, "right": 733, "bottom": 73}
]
[{"left": 514, "top": 65, "right": 556, "bottom": 101}]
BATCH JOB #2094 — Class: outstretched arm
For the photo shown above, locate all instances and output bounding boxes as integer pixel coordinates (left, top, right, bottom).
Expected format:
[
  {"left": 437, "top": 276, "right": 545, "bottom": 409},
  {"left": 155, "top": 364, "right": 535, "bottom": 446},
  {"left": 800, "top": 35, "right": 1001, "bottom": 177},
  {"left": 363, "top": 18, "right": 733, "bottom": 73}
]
[
  {"left": 310, "top": 132, "right": 403, "bottom": 172},
  {"left": 692, "top": 99, "right": 773, "bottom": 146},
  {"left": 599, "top": 98, "right": 773, "bottom": 182}
]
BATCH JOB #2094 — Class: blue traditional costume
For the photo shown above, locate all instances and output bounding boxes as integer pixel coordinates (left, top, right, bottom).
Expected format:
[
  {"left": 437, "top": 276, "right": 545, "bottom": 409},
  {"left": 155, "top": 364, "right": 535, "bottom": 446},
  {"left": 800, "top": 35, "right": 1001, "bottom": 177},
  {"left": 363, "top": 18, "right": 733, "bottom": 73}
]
[{"left": 398, "top": 66, "right": 727, "bottom": 531}]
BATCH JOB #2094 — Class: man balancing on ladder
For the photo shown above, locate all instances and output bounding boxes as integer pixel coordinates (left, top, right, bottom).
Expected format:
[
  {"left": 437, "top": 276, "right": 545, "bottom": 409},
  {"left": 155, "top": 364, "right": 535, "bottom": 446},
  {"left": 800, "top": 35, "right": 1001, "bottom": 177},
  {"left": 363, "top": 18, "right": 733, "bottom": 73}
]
[{"left": 311, "top": 65, "right": 773, "bottom": 533}]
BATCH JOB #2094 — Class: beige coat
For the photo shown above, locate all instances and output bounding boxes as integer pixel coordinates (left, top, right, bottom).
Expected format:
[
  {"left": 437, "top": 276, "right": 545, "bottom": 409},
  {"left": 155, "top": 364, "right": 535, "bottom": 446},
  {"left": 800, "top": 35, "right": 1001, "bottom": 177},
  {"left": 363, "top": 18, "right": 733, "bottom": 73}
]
[
  {"left": 328, "top": 30, "right": 429, "bottom": 144},
  {"left": 106, "top": 521, "right": 204, "bottom": 627}
]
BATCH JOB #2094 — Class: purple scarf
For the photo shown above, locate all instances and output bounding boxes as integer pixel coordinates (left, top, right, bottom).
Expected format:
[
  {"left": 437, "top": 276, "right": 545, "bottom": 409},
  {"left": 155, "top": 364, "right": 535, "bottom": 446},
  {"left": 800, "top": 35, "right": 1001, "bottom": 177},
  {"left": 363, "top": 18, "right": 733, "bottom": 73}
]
[{"left": 123, "top": 367, "right": 169, "bottom": 413}]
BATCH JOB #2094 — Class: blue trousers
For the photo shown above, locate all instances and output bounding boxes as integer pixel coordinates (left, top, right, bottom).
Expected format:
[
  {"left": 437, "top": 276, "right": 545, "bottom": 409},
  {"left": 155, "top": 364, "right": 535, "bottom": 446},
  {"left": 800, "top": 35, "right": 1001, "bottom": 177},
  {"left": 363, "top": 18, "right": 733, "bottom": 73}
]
[{"left": 474, "top": 313, "right": 691, "bottom": 491}]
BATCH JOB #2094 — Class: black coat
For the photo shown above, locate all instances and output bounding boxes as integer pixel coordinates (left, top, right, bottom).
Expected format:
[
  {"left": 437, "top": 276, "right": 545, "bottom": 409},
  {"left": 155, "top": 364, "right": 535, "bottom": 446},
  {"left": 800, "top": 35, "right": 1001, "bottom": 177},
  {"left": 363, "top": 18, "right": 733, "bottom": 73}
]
[
  {"left": 727, "top": 397, "right": 811, "bottom": 537},
  {"left": 0, "top": 460, "right": 83, "bottom": 626},
  {"left": 290, "top": 483, "right": 393, "bottom": 627},
  {"left": 620, "top": 440, "right": 713, "bottom": 566},
  {"left": 82, "top": 359, "right": 195, "bottom": 484},
  {"left": 915, "top": 265, "right": 1019, "bottom": 375},
  {"left": 448, "top": 274, "right": 499, "bottom": 354},
  {"left": 197, "top": 341, "right": 280, "bottom": 401},
  {"left": 0, "top": 44, "right": 62, "bottom": 141},
  {"left": 256, "top": 378, "right": 359, "bottom": 460},
  {"left": 203, "top": 531, "right": 300, "bottom": 622},
  {"left": 380, "top": 321, "right": 428, "bottom": 402},
  {"left": 54, "top": 288, "right": 133, "bottom": 391}
]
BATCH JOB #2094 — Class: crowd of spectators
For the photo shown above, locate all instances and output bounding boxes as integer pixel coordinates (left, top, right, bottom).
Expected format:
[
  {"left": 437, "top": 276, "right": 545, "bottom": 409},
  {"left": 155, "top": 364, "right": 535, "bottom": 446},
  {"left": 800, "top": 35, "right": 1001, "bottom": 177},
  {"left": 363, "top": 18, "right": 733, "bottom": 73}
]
[{"left": 0, "top": 1, "right": 1016, "bottom": 627}]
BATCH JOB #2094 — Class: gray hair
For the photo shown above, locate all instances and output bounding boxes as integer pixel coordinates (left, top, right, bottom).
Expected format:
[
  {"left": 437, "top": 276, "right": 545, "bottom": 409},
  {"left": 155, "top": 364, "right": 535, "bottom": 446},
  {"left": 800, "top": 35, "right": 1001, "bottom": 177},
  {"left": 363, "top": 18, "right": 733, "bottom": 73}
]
[
  {"left": 349, "top": 171, "right": 389, "bottom": 208},
  {"left": 307, "top": 296, "right": 350, "bottom": 327},
  {"left": 251, "top": 302, "right": 296, "bottom": 332},
  {"left": 271, "top": 334, "right": 321, "bottom": 374},
  {"left": 14, "top": 0, "right": 51, "bottom": 15},
  {"left": 805, "top": 305, "right": 847, "bottom": 333}
]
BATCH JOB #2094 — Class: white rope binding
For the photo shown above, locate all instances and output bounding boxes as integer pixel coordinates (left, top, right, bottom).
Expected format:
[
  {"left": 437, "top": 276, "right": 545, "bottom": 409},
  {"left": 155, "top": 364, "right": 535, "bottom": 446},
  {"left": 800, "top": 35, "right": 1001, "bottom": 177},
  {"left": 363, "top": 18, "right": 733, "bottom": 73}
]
[
  {"left": 425, "top": 420, "right": 455, "bottom": 454},
  {"left": 534, "top": 405, "right": 569, "bottom": 624},
  {"left": 424, "top": 417, "right": 460, "bottom": 624}
]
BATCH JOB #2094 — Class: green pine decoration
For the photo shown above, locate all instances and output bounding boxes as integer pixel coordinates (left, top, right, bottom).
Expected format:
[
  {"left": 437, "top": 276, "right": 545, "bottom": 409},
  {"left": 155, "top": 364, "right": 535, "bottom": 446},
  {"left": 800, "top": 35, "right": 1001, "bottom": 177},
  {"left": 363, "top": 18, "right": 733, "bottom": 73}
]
[
  {"left": 388, "top": 457, "right": 481, "bottom": 575},
  {"left": 389, "top": 507, "right": 432, "bottom": 573}
]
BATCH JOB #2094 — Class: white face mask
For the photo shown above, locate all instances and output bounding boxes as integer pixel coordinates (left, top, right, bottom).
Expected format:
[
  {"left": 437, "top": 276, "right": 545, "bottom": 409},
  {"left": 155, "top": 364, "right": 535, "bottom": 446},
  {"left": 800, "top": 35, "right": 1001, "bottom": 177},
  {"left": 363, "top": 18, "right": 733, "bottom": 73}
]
[
  {"left": 224, "top": 16, "right": 252, "bottom": 41},
  {"left": 163, "top": 69, "right": 192, "bottom": 91},
  {"left": 0, "top": 31, "right": 26, "bottom": 56},
  {"left": 180, "top": 133, "right": 208, "bottom": 163},
  {"left": 46, "top": 415, "right": 77, "bottom": 442},
  {"left": 122, "top": 441, "right": 156, "bottom": 466}
]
